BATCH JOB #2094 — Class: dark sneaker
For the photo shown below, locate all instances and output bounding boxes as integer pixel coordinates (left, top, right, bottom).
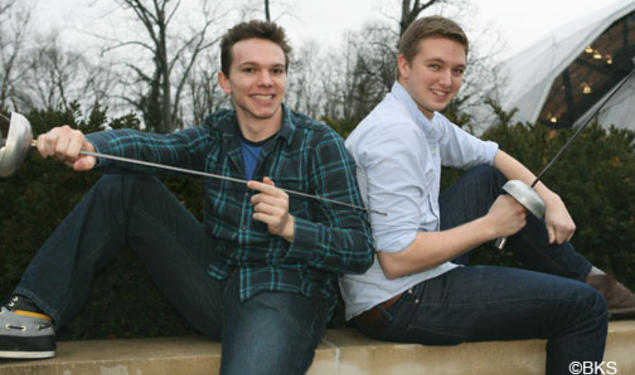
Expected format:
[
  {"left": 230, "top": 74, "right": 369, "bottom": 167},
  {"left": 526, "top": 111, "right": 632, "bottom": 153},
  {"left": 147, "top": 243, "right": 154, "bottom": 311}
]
[
  {"left": 0, "top": 296, "right": 56, "bottom": 359},
  {"left": 586, "top": 274, "right": 635, "bottom": 319}
]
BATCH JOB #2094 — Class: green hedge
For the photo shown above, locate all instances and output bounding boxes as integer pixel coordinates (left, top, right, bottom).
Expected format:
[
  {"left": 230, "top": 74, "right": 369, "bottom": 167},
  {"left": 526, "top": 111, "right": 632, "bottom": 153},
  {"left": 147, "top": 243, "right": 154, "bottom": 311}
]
[
  {"left": 472, "top": 117, "right": 635, "bottom": 290},
  {"left": 1, "top": 105, "right": 633, "bottom": 340},
  {"left": 1, "top": 105, "right": 200, "bottom": 339}
]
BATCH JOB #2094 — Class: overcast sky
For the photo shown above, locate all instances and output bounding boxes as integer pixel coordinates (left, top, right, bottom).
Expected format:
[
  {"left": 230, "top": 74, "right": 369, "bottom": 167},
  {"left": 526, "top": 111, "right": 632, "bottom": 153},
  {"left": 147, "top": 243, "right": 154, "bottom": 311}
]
[{"left": 30, "top": 0, "right": 625, "bottom": 60}]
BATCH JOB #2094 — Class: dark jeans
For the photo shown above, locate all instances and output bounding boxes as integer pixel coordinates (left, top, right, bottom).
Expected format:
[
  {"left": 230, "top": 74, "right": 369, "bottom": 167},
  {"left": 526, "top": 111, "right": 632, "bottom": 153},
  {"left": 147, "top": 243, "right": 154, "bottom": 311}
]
[
  {"left": 14, "top": 174, "right": 327, "bottom": 375},
  {"left": 357, "top": 165, "right": 608, "bottom": 375}
]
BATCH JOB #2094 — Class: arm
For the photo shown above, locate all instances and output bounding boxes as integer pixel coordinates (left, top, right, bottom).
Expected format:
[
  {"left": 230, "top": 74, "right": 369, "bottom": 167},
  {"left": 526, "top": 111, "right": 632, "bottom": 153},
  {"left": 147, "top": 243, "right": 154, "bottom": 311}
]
[
  {"left": 85, "top": 127, "right": 211, "bottom": 174},
  {"left": 378, "top": 194, "right": 526, "bottom": 279},
  {"left": 361, "top": 120, "right": 524, "bottom": 279},
  {"left": 493, "top": 150, "right": 576, "bottom": 245},
  {"left": 378, "top": 151, "right": 574, "bottom": 279},
  {"left": 36, "top": 123, "right": 212, "bottom": 174},
  {"left": 250, "top": 129, "right": 374, "bottom": 274}
]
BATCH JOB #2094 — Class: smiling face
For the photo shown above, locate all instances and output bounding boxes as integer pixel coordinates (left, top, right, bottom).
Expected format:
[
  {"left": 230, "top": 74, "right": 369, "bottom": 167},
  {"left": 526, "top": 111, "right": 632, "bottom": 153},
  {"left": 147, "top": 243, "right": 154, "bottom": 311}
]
[
  {"left": 397, "top": 36, "right": 466, "bottom": 119},
  {"left": 218, "top": 38, "right": 287, "bottom": 137}
]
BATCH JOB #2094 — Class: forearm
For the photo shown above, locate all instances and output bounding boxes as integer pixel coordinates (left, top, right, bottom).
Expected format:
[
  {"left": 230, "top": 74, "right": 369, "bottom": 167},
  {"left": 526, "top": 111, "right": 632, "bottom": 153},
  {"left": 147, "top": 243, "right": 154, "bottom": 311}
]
[
  {"left": 285, "top": 130, "right": 374, "bottom": 274},
  {"left": 493, "top": 149, "right": 575, "bottom": 244},
  {"left": 378, "top": 216, "right": 498, "bottom": 279},
  {"left": 493, "top": 150, "right": 558, "bottom": 203},
  {"left": 287, "top": 215, "right": 373, "bottom": 274},
  {"left": 87, "top": 128, "right": 209, "bottom": 173}
]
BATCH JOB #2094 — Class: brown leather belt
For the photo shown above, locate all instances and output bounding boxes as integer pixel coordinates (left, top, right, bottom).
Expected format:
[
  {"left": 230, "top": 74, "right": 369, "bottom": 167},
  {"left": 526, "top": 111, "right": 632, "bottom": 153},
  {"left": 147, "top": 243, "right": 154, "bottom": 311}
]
[{"left": 354, "top": 292, "right": 402, "bottom": 332}]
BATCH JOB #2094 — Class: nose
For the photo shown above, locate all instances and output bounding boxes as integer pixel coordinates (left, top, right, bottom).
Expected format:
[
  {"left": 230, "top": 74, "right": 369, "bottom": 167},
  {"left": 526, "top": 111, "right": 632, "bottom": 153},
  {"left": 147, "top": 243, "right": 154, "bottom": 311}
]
[
  {"left": 257, "top": 70, "right": 273, "bottom": 86},
  {"left": 438, "top": 69, "right": 452, "bottom": 87}
]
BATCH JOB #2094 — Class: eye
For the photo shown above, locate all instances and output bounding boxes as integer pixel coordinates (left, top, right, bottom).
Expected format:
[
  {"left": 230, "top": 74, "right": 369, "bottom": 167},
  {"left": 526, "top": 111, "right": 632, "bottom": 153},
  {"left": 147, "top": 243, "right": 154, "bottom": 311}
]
[
  {"left": 242, "top": 67, "right": 255, "bottom": 73},
  {"left": 453, "top": 68, "right": 465, "bottom": 75},
  {"left": 428, "top": 64, "right": 441, "bottom": 71},
  {"left": 272, "top": 67, "right": 285, "bottom": 75}
]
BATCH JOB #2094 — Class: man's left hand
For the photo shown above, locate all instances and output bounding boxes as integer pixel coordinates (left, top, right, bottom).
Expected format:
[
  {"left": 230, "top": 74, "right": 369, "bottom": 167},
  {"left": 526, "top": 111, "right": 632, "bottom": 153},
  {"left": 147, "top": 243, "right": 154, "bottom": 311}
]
[
  {"left": 543, "top": 192, "right": 576, "bottom": 245},
  {"left": 248, "top": 177, "right": 295, "bottom": 242}
]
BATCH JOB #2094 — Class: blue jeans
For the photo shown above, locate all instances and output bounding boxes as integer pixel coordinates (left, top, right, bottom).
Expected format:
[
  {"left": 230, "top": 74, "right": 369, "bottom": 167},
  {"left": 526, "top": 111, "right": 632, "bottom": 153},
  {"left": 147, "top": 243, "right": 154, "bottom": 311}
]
[
  {"left": 358, "top": 166, "right": 608, "bottom": 375},
  {"left": 14, "top": 175, "right": 327, "bottom": 375}
]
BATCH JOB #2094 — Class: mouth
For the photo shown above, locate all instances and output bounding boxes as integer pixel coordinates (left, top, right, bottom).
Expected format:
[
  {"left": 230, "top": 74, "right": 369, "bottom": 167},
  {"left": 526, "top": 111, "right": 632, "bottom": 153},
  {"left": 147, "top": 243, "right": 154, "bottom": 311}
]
[
  {"left": 431, "top": 89, "right": 451, "bottom": 99},
  {"left": 252, "top": 94, "right": 275, "bottom": 101}
]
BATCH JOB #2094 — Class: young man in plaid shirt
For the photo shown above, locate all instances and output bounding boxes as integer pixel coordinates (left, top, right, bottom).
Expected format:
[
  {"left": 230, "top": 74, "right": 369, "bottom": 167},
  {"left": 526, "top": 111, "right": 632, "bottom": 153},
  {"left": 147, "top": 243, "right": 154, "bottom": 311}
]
[{"left": 0, "top": 20, "right": 373, "bottom": 374}]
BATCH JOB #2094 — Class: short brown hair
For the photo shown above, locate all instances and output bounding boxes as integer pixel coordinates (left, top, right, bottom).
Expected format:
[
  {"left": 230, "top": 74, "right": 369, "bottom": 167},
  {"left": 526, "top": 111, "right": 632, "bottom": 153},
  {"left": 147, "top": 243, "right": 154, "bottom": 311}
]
[
  {"left": 399, "top": 16, "right": 469, "bottom": 63},
  {"left": 220, "top": 20, "right": 291, "bottom": 77}
]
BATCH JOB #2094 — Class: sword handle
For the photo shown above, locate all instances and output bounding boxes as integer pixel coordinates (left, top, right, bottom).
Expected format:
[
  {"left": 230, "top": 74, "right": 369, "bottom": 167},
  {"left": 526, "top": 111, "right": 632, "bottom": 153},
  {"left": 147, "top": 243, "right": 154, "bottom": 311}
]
[{"left": 495, "top": 236, "right": 507, "bottom": 250}]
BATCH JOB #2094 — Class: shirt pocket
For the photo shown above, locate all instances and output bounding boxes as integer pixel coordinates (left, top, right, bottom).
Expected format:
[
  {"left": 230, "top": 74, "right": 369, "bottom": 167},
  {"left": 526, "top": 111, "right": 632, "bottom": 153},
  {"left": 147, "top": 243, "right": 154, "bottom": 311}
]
[{"left": 271, "top": 175, "right": 311, "bottom": 217}]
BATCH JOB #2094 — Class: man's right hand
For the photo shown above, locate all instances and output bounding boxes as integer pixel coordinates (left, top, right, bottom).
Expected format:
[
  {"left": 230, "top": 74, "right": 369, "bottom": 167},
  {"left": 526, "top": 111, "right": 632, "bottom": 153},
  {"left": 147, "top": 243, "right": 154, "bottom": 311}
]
[
  {"left": 36, "top": 125, "right": 97, "bottom": 171},
  {"left": 486, "top": 194, "right": 527, "bottom": 238}
]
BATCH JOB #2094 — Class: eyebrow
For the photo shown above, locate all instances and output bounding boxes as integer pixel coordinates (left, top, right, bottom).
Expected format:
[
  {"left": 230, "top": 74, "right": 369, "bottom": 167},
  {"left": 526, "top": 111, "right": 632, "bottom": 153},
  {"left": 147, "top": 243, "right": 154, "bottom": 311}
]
[
  {"left": 424, "top": 57, "right": 466, "bottom": 69},
  {"left": 238, "top": 61, "right": 286, "bottom": 68}
]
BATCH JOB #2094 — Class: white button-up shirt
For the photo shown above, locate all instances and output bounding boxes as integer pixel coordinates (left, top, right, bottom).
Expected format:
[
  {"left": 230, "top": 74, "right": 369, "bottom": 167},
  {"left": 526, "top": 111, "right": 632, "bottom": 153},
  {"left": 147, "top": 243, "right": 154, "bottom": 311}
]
[{"left": 339, "top": 82, "right": 499, "bottom": 320}]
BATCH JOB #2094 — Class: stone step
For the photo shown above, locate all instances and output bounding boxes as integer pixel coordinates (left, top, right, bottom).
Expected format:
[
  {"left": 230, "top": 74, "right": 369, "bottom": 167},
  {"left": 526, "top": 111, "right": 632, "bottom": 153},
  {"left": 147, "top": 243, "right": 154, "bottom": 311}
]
[{"left": 0, "top": 321, "right": 633, "bottom": 374}]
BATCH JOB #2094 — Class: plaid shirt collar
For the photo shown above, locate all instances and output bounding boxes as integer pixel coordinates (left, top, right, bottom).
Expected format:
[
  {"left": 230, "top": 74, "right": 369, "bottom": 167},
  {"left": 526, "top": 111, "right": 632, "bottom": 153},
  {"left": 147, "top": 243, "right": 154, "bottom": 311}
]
[{"left": 211, "top": 104, "right": 295, "bottom": 147}]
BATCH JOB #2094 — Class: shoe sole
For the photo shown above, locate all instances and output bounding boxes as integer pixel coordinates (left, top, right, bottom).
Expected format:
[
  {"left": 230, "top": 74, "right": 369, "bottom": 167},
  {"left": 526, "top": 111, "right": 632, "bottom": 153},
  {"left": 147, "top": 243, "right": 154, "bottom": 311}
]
[{"left": 0, "top": 350, "right": 55, "bottom": 359}]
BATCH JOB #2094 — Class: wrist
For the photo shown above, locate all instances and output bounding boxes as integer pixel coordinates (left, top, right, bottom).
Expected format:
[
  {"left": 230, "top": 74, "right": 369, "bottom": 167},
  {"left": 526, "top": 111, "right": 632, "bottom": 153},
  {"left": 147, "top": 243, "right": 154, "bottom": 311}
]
[
  {"left": 476, "top": 215, "right": 500, "bottom": 242},
  {"left": 281, "top": 215, "right": 295, "bottom": 242},
  {"left": 533, "top": 182, "right": 558, "bottom": 204}
]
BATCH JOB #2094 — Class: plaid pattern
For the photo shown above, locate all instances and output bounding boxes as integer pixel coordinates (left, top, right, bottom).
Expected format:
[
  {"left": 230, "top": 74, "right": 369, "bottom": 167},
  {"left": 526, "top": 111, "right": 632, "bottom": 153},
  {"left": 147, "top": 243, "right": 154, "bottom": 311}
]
[{"left": 87, "top": 105, "right": 373, "bottom": 315}]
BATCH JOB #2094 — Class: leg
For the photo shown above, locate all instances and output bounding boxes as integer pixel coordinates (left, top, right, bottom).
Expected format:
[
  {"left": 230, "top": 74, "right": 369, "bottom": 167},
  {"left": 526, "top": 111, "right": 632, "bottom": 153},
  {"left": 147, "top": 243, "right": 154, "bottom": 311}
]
[
  {"left": 13, "top": 174, "right": 223, "bottom": 337},
  {"left": 371, "top": 266, "right": 608, "bottom": 375},
  {"left": 219, "top": 272, "right": 328, "bottom": 375},
  {"left": 439, "top": 165, "right": 591, "bottom": 279}
]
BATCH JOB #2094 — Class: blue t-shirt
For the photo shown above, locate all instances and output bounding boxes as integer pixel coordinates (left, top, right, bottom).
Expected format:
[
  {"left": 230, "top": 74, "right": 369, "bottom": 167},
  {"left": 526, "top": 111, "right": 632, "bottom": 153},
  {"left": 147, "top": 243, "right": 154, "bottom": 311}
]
[{"left": 240, "top": 133, "right": 277, "bottom": 180}]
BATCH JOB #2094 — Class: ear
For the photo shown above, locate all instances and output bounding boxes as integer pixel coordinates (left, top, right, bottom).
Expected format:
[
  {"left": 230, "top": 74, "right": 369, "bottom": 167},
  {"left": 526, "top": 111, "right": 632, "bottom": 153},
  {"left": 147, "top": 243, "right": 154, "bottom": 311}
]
[
  {"left": 218, "top": 71, "right": 231, "bottom": 94},
  {"left": 397, "top": 54, "right": 410, "bottom": 80}
]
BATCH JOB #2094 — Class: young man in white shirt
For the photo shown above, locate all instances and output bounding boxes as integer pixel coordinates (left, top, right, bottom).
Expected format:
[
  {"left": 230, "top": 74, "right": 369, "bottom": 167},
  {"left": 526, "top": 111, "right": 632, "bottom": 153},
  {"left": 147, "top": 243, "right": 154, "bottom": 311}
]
[{"left": 340, "top": 15, "right": 635, "bottom": 375}]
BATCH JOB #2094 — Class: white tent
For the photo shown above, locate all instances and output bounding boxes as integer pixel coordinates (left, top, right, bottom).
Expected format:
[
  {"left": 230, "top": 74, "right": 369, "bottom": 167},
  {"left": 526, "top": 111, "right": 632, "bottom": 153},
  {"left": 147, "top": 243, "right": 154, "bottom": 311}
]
[{"left": 495, "top": 0, "right": 635, "bottom": 131}]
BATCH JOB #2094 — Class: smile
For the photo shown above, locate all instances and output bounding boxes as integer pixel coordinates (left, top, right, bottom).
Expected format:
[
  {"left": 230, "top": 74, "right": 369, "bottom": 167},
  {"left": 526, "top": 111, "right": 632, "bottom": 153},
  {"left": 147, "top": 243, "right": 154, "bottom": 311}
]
[
  {"left": 431, "top": 89, "right": 450, "bottom": 97},
  {"left": 252, "top": 94, "right": 274, "bottom": 100}
]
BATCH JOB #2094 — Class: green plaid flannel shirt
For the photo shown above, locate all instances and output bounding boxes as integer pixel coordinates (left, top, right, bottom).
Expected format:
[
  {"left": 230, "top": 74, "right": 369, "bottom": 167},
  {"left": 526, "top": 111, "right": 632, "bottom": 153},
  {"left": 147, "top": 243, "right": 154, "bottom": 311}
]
[{"left": 87, "top": 105, "right": 374, "bottom": 316}]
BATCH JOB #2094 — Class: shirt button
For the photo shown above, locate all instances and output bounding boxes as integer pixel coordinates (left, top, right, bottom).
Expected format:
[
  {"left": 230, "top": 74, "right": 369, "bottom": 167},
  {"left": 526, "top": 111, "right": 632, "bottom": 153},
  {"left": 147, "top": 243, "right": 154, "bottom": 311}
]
[
  {"left": 408, "top": 289, "right": 413, "bottom": 294},
  {"left": 414, "top": 298, "right": 420, "bottom": 304}
]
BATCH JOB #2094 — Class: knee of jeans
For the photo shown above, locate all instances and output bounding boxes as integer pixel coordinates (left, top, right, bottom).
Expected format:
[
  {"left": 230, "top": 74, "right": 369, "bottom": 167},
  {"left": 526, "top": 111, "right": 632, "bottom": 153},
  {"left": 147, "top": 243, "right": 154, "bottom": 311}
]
[
  {"left": 95, "top": 174, "right": 160, "bottom": 192},
  {"left": 573, "top": 284, "right": 609, "bottom": 322},
  {"left": 466, "top": 165, "right": 506, "bottom": 188},
  {"left": 587, "top": 287, "right": 609, "bottom": 319},
  {"left": 93, "top": 174, "right": 163, "bottom": 206}
]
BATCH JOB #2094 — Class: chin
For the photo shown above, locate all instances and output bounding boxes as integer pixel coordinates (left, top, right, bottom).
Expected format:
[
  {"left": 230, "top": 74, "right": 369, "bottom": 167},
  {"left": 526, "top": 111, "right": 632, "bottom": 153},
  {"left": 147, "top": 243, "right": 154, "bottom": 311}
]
[{"left": 251, "top": 110, "right": 278, "bottom": 120}]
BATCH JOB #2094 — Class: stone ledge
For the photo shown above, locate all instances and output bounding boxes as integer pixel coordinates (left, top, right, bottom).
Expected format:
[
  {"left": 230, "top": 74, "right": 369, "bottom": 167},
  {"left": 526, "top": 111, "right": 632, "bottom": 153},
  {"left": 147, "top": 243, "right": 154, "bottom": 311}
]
[{"left": 0, "top": 321, "right": 633, "bottom": 375}]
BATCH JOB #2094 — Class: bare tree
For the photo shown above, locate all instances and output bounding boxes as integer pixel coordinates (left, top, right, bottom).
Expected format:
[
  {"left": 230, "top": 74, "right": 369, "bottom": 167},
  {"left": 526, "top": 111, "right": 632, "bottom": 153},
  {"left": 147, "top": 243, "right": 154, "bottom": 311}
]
[
  {"left": 20, "top": 37, "right": 85, "bottom": 111},
  {"left": 0, "top": 0, "right": 33, "bottom": 111},
  {"left": 335, "top": 0, "right": 502, "bottom": 131},
  {"left": 106, "top": 0, "right": 224, "bottom": 132},
  {"left": 264, "top": 0, "right": 271, "bottom": 21},
  {"left": 184, "top": 49, "right": 229, "bottom": 125},
  {"left": 307, "top": 23, "right": 399, "bottom": 125},
  {"left": 287, "top": 40, "right": 326, "bottom": 119},
  {"left": 399, "top": 0, "right": 443, "bottom": 37}
]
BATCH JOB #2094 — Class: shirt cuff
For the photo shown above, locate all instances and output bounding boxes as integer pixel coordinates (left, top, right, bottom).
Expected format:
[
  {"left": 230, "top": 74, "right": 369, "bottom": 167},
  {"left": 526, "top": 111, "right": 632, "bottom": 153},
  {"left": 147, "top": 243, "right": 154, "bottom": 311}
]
[
  {"left": 285, "top": 216, "right": 320, "bottom": 265},
  {"left": 85, "top": 133, "right": 111, "bottom": 168},
  {"left": 484, "top": 140, "right": 499, "bottom": 165}
]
